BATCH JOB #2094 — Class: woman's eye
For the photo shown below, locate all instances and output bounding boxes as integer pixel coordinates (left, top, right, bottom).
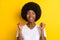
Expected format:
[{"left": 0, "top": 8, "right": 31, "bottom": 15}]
[
  {"left": 32, "top": 13, "right": 36, "bottom": 16},
  {"left": 33, "top": 13, "right": 35, "bottom": 15}
]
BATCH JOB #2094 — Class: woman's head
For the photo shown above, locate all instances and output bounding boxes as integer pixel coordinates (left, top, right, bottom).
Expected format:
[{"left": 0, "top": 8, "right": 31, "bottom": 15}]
[
  {"left": 21, "top": 2, "right": 41, "bottom": 22},
  {"left": 27, "top": 10, "right": 36, "bottom": 23}
]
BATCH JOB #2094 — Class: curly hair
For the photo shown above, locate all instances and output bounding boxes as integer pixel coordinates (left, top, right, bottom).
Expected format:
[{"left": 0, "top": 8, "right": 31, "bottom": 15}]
[{"left": 21, "top": 2, "right": 41, "bottom": 22}]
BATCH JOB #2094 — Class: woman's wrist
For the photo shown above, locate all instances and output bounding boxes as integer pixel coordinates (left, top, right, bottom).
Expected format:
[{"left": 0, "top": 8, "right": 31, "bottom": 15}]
[{"left": 40, "top": 29, "right": 44, "bottom": 37}]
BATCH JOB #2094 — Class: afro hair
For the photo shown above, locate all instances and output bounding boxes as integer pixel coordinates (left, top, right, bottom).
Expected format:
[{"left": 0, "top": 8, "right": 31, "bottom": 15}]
[{"left": 21, "top": 2, "right": 41, "bottom": 22}]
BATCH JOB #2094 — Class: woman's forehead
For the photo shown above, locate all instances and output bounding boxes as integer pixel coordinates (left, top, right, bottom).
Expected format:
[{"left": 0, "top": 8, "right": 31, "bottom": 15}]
[{"left": 27, "top": 10, "right": 36, "bottom": 14}]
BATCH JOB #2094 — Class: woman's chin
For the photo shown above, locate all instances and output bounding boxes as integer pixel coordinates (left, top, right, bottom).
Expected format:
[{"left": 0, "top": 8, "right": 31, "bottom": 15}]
[
  {"left": 28, "top": 21, "right": 34, "bottom": 23},
  {"left": 27, "top": 19, "right": 35, "bottom": 23}
]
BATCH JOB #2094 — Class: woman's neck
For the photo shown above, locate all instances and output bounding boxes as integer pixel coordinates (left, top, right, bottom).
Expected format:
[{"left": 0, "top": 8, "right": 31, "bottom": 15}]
[{"left": 27, "top": 22, "right": 36, "bottom": 29}]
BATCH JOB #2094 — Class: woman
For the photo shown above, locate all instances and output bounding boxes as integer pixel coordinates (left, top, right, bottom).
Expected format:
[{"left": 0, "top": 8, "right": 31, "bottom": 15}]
[{"left": 16, "top": 2, "right": 46, "bottom": 40}]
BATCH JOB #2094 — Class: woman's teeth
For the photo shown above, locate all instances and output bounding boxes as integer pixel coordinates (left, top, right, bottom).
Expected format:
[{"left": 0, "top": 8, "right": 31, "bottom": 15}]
[{"left": 30, "top": 17, "right": 33, "bottom": 19}]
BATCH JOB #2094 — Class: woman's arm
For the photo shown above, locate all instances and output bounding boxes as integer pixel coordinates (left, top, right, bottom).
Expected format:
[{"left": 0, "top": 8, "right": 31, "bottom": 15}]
[
  {"left": 17, "top": 23, "right": 23, "bottom": 40},
  {"left": 40, "top": 23, "right": 46, "bottom": 40},
  {"left": 17, "top": 30, "right": 23, "bottom": 40}
]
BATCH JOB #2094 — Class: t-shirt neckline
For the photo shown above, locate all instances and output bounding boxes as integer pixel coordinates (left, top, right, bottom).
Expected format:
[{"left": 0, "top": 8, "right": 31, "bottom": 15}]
[{"left": 25, "top": 24, "right": 37, "bottom": 31}]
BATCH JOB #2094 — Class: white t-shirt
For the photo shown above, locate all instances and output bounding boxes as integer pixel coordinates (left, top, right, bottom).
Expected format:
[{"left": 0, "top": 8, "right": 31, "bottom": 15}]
[{"left": 16, "top": 24, "right": 46, "bottom": 40}]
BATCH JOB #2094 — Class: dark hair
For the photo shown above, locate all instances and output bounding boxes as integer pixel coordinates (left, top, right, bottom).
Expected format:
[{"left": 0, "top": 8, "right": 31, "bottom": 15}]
[{"left": 21, "top": 2, "right": 41, "bottom": 22}]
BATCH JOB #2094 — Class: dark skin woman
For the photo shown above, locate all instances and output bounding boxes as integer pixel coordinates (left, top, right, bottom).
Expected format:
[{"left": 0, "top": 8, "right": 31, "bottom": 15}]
[{"left": 17, "top": 2, "right": 46, "bottom": 40}]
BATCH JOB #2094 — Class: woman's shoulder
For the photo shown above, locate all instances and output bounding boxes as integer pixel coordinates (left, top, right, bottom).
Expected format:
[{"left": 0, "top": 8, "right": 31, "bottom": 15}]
[{"left": 35, "top": 24, "right": 40, "bottom": 28}]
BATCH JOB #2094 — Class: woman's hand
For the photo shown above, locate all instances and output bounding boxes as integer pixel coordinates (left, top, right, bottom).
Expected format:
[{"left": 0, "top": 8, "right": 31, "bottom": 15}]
[
  {"left": 40, "top": 23, "right": 46, "bottom": 31},
  {"left": 17, "top": 23, "right": 23, "bottom": 31}
]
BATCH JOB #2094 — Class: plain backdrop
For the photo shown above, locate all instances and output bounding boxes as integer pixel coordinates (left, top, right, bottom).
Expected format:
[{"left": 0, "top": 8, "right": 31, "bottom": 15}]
[{"left": 0, "top": 0, "right": 60, "bottom": 40}]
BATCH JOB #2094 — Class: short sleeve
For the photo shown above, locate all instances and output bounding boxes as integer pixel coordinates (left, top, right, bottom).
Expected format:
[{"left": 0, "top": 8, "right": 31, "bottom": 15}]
[
  {"left": 16, "top": 30, "right": 19, "bottom": 37},
  {"left": 44, "top": 29, "right": 46, "bottom": 37}
]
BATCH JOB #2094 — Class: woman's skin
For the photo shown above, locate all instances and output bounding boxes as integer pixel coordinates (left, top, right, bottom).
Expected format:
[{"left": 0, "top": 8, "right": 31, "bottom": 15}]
[{"left": 17, "top": 10, "right": 46, "bottom": 40}]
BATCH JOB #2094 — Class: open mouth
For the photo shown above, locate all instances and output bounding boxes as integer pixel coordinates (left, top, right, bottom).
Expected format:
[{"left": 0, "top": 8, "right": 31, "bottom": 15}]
[{"left": 29, "top": 17, "right": 33, "bottom": 19}]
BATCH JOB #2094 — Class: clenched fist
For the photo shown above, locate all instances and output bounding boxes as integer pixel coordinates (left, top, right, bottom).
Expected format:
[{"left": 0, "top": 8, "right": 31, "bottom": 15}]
[
  {"left": 17, "top": 23, "right": 23, "bottom": 31},
  {"left": 40, "top": 23, "right": 46, "bottom": 31}
]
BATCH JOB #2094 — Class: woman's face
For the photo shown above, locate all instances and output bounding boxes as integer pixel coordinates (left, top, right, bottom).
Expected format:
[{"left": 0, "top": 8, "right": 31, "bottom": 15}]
[{"left": 27, "top": 10, "right": 36, "bottom": 23}]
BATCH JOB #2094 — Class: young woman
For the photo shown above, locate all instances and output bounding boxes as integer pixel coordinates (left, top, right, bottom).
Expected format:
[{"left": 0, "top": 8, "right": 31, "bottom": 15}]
[{"left": 16, "top": 2, "right": 46, "bottom": 40}]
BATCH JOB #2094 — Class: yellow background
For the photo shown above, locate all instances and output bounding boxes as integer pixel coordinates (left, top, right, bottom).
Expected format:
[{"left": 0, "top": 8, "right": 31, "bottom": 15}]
[{"left": 0, "top": 0, "right": 60, "bottom": 40}]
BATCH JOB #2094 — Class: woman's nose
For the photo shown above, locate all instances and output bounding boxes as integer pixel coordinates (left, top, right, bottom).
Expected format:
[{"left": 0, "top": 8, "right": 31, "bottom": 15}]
[{"left": 29, "top": 14, "right": 32, "bottom": 16}]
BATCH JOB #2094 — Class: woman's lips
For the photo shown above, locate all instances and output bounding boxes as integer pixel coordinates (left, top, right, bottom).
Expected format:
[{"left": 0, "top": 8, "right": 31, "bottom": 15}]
[
  {"left": 29, "top": 17, "right": 33, "bottom": 20},
  {"left": 28, "top": 17, "right": 34, "bottom": 22}
]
